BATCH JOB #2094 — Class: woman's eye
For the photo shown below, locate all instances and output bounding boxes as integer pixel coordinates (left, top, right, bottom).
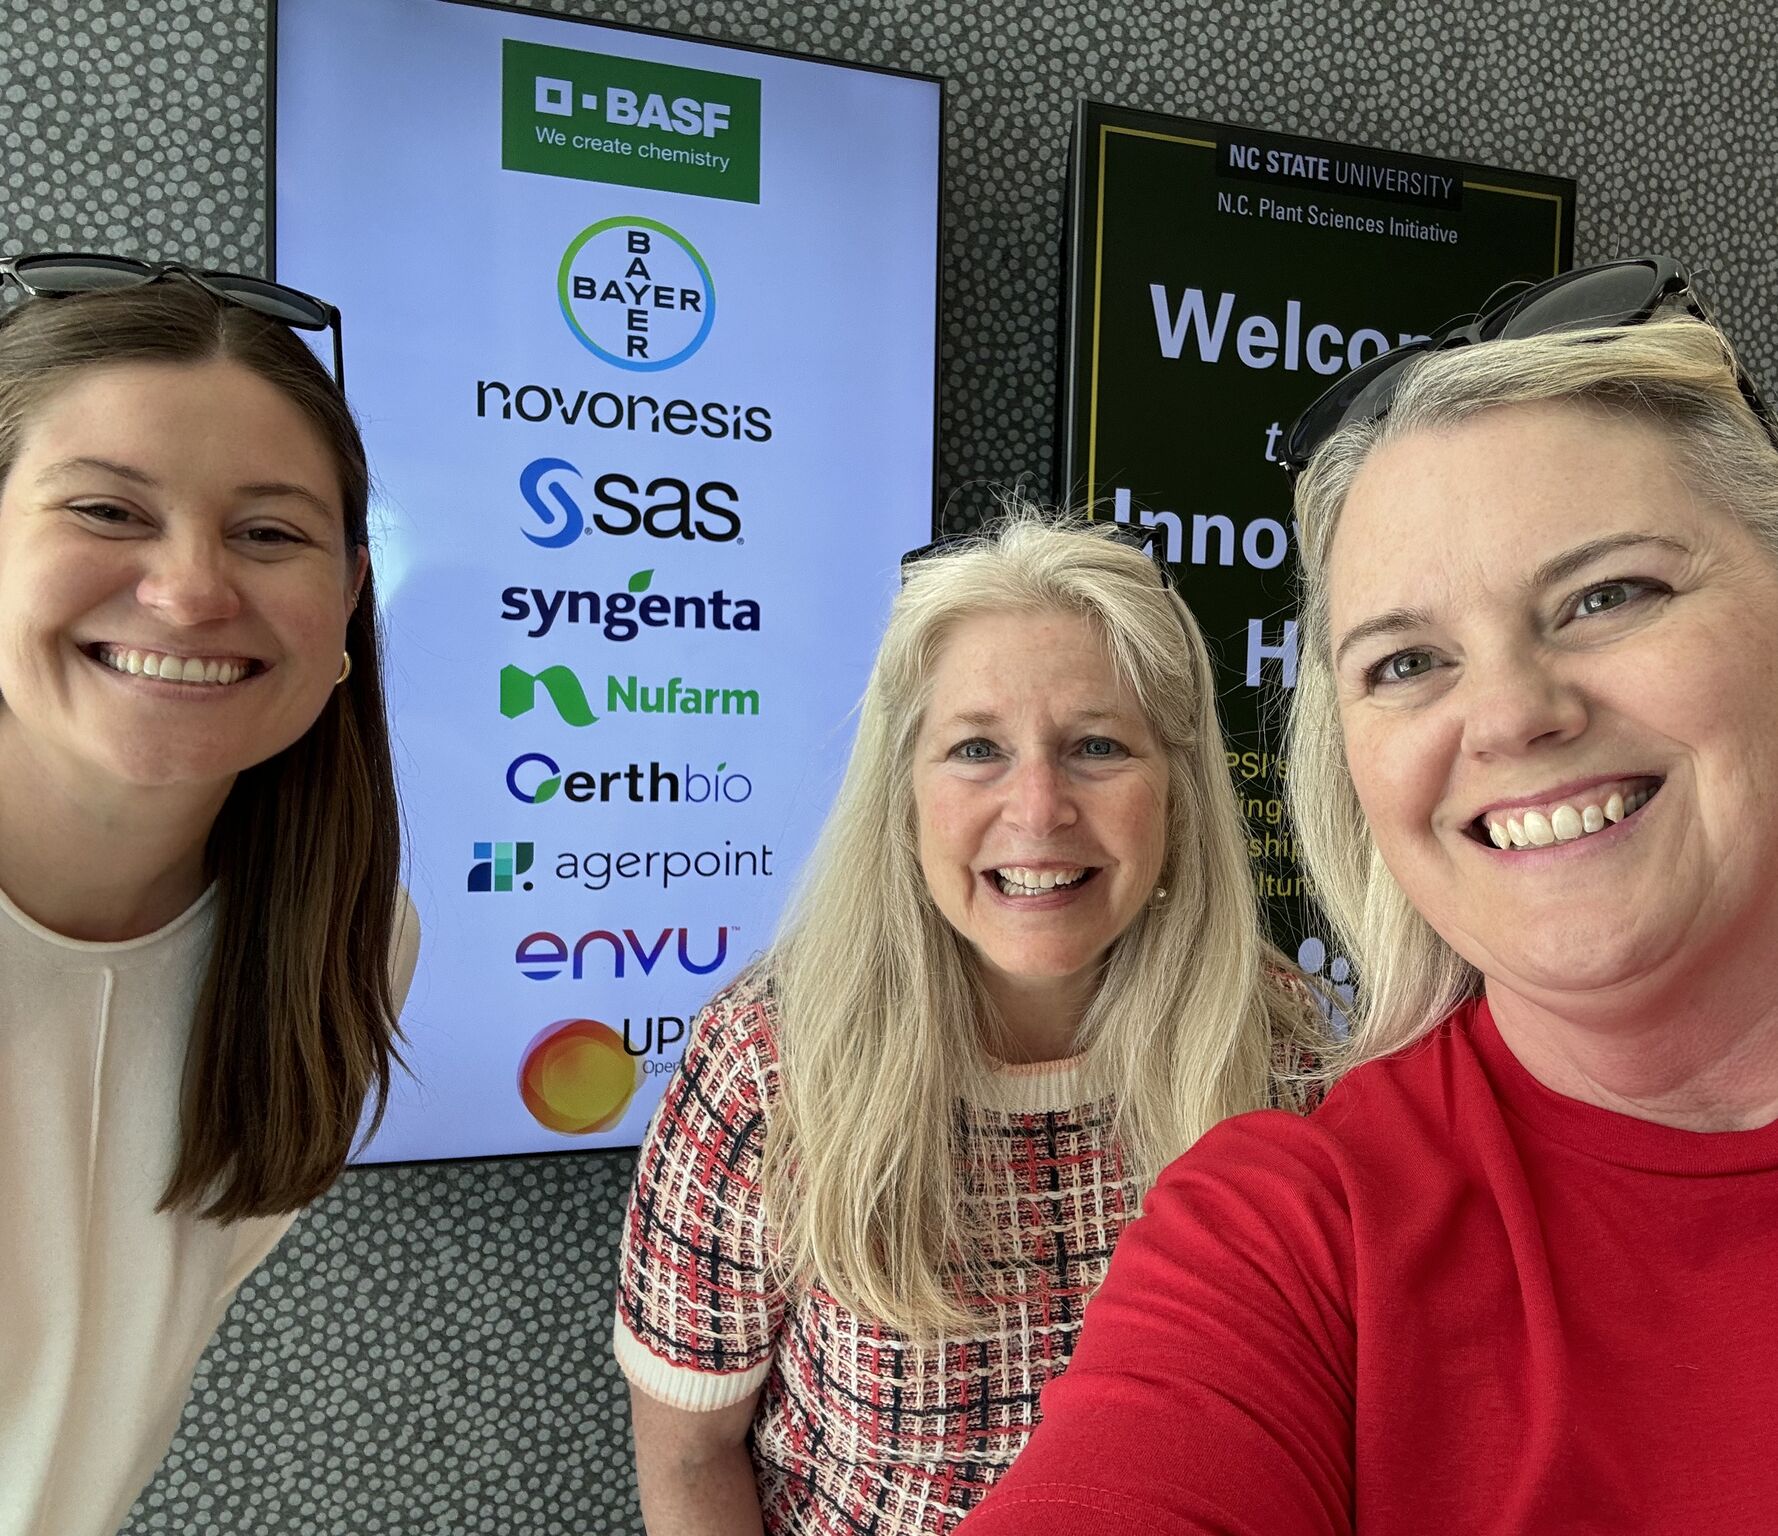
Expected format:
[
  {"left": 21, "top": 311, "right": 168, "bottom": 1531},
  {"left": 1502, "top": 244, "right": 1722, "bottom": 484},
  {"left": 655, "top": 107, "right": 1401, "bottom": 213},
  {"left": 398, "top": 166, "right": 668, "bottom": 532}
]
[
  {"left": 952, "top": 738, "right": 997, "bottom": 762},
  {"left": 1079, "top": 736, "right": 1124, "bottom": 758},
  {"left": 1370, "top": 649, "right": 1436, "bottom": 687},
  {"left": 241, "top": 526, "right": 304, "bottom": 546},
  {"left": 1575, "top": 579, "right": 1656, "bottom": 617},
  {"left": 72, "top": 502, "right": 136, "bottom": 527}
]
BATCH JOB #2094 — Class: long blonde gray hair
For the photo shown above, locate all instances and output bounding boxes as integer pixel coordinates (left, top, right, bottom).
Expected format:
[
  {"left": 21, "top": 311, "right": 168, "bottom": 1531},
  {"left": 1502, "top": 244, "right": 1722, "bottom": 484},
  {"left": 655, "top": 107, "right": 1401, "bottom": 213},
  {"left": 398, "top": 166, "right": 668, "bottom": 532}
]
[
  {"left": 1287, "top": 316, "right": 1778, "bottom": 1079},
  {"left": 764, "top": 507, "right": 1311, "bottom": 1336}
]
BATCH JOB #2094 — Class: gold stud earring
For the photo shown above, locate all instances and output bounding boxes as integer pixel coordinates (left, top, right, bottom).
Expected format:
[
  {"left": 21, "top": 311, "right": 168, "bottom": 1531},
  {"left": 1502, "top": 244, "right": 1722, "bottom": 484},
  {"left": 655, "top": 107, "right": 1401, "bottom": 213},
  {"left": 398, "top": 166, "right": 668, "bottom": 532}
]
[{"left": 335, "top": 650, "right": 353, "bottom": 686}]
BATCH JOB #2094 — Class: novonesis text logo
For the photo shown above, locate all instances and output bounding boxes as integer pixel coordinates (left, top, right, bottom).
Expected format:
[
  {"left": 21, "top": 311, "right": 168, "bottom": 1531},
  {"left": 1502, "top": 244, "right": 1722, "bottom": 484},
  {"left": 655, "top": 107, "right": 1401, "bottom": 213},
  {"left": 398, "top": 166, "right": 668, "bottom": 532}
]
[
  {"left": 474, "top": 381, "right": 772, "bottom": 443},
  {"left": 468, "top": 840, "right": 536, "bottom": 893},
  {"left": 506, "top": 753, "right": 753, "bottom": 805},
  {"left": 517, "top": 1017, "right": 640, "bottom": 1134},
  {"left": 500, "top": 663, "right": 762, "bottom": 726},
  {"left": 502, "top": 39, "right": 761, "bottom": 204},
  {"left": 559, "top": 218, "right": 714, "bottom": 372},
  {"left": 515, "top": 924, "right": 733, "bottom": 981},
  {"left": 555, "top": 842, "right": 773, "bottom": 891},
  {"left": 520, "top": 457, "right": 742, "bottom": 546},
  {"left": 501, "top": 569, "right": 762, "bottom": 640}
]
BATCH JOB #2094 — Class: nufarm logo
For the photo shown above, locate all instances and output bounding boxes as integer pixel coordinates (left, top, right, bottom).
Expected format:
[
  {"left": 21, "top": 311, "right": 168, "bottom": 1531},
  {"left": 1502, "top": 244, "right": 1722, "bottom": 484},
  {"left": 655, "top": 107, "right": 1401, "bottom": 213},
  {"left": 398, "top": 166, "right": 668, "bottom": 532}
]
[
  {"left": 499, "top": 663, "right": 762, "bottom": 726},
  {"left": 558, "top": 218, "right": 715, "bottom": 372},
  {"left": 518, "top": 1017, "right": 640, "bottom": 1135},
  {"left": 501, "top": 39, "right": 761, "bottom": 204}
]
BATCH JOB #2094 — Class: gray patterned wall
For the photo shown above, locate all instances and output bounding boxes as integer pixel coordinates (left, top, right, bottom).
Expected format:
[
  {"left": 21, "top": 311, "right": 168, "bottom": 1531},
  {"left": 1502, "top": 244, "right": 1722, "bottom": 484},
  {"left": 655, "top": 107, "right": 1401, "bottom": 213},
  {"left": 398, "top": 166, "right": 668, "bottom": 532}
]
[{"left": 0, "top": 1, "right": 1772, "bottom": 1531}]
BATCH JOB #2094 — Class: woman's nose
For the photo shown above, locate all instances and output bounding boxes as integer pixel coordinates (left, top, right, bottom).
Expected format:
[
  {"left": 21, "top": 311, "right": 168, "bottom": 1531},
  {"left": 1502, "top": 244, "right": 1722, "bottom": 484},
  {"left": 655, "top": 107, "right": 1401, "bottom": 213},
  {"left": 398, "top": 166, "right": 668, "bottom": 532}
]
[
  {"left": 1458, "top": 644, "right": 1588, "bottom": 760},
  {"left": 135, "top": 536, "right": 243, "bottom": 627},
  {"left": 1004, "top": 755, "right": 1078, "bottom": 836}
]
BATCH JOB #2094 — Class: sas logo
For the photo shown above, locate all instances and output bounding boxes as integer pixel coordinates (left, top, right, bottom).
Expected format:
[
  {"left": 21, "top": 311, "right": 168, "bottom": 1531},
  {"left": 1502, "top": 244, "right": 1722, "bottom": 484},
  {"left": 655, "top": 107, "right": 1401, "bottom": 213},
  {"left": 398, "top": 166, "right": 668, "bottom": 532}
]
[
  {"left": 467, "top": 841, "right": 536, "bottom": 893},
  {"left": 517, "top": 1017, "right": 640, "bottom": 1135},
  {"left": 501, "top": 39, "right": 761, "bottom": 204},
  {"left": 499, "top": 664, "right": 762, "bottom": 727},
  {"left": 515, "top": 924, "right": 733, "bottom": 982},
  {"left": 519, "top": 456, "right": 742, "bottom": 546},
  {"left": 558, "top": 218, "right": 714, "bottom": 372}
]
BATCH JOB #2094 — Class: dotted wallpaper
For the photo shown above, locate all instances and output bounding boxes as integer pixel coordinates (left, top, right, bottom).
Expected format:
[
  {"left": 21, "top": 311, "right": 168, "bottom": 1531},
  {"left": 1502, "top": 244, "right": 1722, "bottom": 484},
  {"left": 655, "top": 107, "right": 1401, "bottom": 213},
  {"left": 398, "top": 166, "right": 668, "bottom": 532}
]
[{"left": 0, "top": 1, "right": 1772, "bottom": 1531}]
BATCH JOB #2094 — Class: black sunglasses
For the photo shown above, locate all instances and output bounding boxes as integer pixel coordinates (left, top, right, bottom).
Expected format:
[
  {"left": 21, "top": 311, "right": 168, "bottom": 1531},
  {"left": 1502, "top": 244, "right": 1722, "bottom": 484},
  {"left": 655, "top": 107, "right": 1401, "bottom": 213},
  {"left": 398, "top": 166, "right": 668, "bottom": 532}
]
[
  {"left": 901, "top": 519, "right": 1174, "bottom": 588},
  {"left": 0, "top": 252, "right": 346, "bottom": 390},
  {"left": 1279, "top": 255, "right": 1778, "bottom": 481}
]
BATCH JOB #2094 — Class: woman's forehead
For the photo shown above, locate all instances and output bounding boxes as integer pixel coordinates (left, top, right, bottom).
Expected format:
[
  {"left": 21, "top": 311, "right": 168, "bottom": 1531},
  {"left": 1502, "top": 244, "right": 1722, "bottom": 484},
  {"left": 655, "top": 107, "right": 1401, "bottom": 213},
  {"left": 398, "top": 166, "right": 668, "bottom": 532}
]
[{"left": 1328, "top": 404, "right": 1700, "bottom": 601}]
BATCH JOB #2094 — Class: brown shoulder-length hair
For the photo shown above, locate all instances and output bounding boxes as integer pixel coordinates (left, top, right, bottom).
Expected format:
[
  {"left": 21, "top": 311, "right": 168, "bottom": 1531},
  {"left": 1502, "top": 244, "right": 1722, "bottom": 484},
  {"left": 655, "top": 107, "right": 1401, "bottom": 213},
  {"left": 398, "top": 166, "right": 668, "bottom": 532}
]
[{"left": 0, "top": 278, "right": 404, "bottom": 1221}]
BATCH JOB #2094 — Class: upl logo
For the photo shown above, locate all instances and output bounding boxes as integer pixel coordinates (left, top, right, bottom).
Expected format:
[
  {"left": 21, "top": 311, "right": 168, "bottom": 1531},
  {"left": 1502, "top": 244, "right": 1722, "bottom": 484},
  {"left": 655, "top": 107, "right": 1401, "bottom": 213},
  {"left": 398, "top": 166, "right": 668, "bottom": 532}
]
[
  {"left": 558, "top": 217, "right": 715, "bottom": 372},
  {"left": 468, "top": 841, "right": 536, "bottom": 893}
]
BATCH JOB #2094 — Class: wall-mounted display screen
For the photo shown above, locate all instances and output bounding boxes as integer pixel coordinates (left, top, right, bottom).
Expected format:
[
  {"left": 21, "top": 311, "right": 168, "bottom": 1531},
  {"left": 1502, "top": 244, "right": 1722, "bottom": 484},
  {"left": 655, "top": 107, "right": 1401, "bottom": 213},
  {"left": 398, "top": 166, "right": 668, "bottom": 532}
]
[{"left": 273, "top": 0, "right": 942, "bottom": 1162}]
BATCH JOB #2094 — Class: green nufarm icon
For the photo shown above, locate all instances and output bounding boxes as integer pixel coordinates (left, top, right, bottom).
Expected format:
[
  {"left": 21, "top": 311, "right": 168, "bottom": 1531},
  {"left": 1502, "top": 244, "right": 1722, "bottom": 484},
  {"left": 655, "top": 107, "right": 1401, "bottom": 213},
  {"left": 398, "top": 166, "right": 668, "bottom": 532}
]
[{"left": 502, "top": 39, "right": 761, "bottom": 204}]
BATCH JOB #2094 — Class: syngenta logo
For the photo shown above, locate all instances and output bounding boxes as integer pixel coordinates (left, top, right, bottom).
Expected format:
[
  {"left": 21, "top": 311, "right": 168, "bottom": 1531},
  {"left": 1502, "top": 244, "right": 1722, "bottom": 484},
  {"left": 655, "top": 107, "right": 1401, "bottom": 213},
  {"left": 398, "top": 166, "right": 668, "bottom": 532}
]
[
  {"left": 500, "top": 569, "right": 762, "bottom": 641},
  {"left": 500, "top": 664, "right": 761, "bottom": 725},
  {"left": 468, "top": 841, "right": 536, "bottom": 893},
  {"left": 559, "top": 218, "right": 714, "bottom": 372},
  {"left": 505, "top": 752, "right": 753, "bottom": 805},
  {"left": 501, "top": 40, "right": 761, "bottom": 204},
  {"left": 520, "top": 457, "right": 742, "bottom": 546},
  {"left": 516, "top": 925, "right": 733, "bottom": 981}
]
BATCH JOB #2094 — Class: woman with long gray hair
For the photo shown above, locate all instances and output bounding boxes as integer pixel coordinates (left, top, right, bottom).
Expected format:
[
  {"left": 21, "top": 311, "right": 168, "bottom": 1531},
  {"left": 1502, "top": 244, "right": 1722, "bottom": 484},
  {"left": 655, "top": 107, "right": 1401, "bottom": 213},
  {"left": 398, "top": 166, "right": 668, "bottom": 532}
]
[
  {"left": 615, "top": 511, "right": 1317, "bottom": 1535},
  {"left": 960, "top": 260, "right": 1778, "bottom": 1534},
  {"left": 0, "top": 257, "right": 417, "bottom": 1536}
]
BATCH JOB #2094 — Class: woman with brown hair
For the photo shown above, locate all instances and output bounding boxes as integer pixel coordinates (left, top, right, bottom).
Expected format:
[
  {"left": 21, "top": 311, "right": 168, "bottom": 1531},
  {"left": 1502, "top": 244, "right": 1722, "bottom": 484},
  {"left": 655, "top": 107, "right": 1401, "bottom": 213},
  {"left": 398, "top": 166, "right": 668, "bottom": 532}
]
[{"left": 0, "top": 255, "right": 416, "bottom": 1536}]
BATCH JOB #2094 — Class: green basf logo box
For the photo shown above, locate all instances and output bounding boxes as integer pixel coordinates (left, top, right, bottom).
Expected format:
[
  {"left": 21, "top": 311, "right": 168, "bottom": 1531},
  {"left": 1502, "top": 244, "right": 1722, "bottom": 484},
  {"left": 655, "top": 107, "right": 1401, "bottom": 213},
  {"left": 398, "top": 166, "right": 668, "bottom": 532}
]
[{"left": 502, "top": 39, "right": 762, "bottom": 203}]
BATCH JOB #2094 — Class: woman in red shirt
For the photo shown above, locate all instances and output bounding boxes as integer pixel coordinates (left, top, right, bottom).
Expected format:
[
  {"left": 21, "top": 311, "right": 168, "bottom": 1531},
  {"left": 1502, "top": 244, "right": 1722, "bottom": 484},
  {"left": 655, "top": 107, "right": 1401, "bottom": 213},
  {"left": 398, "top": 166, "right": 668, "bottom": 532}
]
[{"left": 960, "top": 259, "right": 1778, "bottom": 1535}]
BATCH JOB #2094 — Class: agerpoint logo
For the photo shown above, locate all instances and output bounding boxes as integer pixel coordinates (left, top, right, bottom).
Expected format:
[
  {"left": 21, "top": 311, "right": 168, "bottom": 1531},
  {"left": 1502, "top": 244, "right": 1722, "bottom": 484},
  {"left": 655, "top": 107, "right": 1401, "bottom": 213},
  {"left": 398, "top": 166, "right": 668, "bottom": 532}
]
[
  {"left": 559, "top": 218, "right": 714, "bottom": 373},
  {"left": 468, "top": 840, "right": 536, "bottom": 893},
  {"left": 518, "top": 1017, "right": 639, "bottom": 1135}
]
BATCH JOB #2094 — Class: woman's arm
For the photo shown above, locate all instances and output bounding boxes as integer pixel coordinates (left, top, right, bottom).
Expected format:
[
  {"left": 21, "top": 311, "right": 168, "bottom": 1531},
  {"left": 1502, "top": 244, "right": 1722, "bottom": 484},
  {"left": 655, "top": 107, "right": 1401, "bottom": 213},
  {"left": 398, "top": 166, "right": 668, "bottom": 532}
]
[
  {"left": 630, "top": 1387, "right": 766, "bottom": 1536},
  {"left": 957, "top": 1111, "right": 1357, "bottom": 1536}
]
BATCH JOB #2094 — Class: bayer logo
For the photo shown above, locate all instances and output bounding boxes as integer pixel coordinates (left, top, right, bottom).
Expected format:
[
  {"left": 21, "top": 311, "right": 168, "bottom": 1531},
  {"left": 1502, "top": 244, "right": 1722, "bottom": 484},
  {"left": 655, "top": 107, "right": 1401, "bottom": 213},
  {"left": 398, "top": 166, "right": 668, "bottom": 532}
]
[{"left": 557, "top": 216, "right": 715, "bottom": 372}]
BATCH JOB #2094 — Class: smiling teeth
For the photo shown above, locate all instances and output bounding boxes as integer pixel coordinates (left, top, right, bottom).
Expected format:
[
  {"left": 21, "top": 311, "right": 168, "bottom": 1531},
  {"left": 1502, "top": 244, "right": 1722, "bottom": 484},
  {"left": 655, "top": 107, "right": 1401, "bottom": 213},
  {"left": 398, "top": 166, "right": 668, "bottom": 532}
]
[
  {"left": 96, "top": 646, "right": 250, "bottom": 687},
  {"left": 996, "top": 867, "right": 1087, "bottom": 896},
  {"left": 1487, "top": 786, "right": 1655, "bottom": 850}
]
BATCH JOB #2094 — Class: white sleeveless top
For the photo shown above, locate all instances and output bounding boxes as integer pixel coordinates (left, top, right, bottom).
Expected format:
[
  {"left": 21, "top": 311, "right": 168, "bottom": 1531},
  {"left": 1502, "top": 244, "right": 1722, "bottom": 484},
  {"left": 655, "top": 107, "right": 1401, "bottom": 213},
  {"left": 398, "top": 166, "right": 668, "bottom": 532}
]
[{"left": 0, "top": 882, "right": 419, "bottom": 1536}]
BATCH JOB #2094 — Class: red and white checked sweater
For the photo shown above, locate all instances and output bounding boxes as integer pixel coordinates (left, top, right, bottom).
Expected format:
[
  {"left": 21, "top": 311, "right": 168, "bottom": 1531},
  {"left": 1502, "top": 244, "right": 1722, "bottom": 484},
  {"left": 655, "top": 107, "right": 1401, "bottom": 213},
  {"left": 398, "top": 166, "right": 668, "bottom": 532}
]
[{"left": 613, "top": 969, "right": 1139, "bottom": 1535}]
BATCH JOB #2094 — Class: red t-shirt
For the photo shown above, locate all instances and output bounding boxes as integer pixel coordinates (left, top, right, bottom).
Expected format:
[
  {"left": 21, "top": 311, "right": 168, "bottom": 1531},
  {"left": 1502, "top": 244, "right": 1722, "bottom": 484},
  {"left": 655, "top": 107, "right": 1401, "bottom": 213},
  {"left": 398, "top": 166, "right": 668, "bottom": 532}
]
[{"left": 957, "top": 997, "right": 1778, "bottom": 1535}]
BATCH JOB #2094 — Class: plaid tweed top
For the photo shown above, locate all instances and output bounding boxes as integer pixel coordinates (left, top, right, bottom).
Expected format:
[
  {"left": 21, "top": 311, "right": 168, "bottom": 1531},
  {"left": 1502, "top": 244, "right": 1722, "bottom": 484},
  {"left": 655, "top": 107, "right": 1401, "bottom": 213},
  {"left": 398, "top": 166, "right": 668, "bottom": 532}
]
[{"left": 614, "top": 969, "right": 1139, "bottom": 1535}]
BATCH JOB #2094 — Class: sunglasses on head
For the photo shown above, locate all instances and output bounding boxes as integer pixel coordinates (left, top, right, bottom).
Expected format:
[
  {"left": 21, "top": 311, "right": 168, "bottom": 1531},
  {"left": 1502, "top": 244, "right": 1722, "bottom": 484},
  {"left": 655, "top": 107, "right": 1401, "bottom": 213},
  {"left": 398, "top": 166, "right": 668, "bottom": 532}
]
[
  {"left": 1279, "top": 255, "right": 1778, "bottom": 481},
  {"left": 901, "top": 519, "right": 1175, "bottom": 589},
  {"left": 0, "top": 252, "right": 345, "bottom": 390}
]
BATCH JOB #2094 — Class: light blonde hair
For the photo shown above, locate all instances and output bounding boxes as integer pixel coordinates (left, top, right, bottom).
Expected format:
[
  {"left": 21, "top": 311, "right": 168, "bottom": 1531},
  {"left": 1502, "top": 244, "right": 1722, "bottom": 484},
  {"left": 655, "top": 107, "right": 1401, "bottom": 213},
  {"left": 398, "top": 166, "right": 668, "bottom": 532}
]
[
  {"left": 762, "top": 506, "right": 1313, "bottom": 1336},
  {"left": 1286, "top": 316, "right": 1778, "bottom": 1079}
]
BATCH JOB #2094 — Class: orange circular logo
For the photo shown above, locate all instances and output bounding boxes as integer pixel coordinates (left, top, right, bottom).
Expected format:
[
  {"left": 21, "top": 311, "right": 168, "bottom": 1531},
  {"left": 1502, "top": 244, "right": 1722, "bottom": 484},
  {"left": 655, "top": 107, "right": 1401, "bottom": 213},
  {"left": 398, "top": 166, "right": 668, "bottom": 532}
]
[{"left": 518, "top": 1017, "right": 640, "bottom": 1135}]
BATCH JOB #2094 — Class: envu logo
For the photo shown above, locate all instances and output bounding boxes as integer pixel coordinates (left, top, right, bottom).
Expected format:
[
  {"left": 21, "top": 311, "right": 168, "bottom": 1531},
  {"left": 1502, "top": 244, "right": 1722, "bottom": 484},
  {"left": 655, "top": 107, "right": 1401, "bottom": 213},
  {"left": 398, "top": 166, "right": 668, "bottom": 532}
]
[
  {"left": 559, "top": 218, "right": 714, "bottom": 372},
  {"left": 519, "top": 456, "right": 742, "bottom": 546},
  {"left": 468, "top": 841, "right": 536, "bottom": 893},
  {"left": 515, "top": 925, "right": 733, "bottom": 981}
]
